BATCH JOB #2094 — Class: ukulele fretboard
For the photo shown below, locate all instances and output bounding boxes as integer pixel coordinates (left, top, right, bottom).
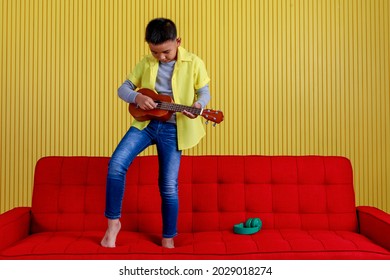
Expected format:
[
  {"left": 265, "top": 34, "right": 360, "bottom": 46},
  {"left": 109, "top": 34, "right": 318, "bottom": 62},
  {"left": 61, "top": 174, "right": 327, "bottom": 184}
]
[{"left": 156, "top": 101, "right": 202, "bottom": 116}]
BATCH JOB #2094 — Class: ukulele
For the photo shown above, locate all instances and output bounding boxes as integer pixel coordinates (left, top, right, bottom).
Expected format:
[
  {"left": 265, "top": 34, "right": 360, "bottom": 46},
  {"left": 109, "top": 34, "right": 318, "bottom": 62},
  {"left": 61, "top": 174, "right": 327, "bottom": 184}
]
[{"left": 128, "top": 88, "right": 224, "bottom": 125}]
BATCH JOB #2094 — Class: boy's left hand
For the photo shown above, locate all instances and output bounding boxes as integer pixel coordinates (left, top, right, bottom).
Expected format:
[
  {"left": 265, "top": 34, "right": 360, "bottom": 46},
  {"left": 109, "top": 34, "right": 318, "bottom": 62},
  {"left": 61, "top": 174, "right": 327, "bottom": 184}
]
[{"left": 182, "top": 102, "right": 201, "bottom": 119}]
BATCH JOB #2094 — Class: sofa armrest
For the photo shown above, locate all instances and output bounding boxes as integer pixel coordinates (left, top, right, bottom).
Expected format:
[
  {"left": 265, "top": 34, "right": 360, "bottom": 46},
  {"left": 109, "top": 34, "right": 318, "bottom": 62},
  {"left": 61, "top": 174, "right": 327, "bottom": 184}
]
[
  {"left": 357, "top": 206, "right": 390, "bottom": 251},
  {"left": 0, "top": 207, "right": 31, "bottom": 251}
]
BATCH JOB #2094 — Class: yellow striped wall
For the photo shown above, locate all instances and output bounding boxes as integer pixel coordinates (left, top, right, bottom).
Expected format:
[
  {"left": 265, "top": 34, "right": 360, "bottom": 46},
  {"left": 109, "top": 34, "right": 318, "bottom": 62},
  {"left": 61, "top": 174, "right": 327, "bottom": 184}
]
[{"left": 1, "top": 0, "right": 389, "bottom": 214}]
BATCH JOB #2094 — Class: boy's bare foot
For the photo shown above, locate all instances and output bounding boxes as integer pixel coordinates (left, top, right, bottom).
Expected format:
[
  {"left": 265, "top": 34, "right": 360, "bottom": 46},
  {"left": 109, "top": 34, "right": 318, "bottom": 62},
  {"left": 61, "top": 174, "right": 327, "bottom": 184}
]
[
  {"left": 162, "top": 237, "right": 175, "bottom": 249},
  {"left": 101, "top": 219, "right": 121, "bottom": 248}
]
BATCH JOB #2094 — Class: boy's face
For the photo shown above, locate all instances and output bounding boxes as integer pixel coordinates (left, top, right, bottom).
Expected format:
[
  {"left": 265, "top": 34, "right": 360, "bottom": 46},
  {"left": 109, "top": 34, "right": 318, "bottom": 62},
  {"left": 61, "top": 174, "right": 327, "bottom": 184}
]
[{"left": 148, "top": 38, "right": 181, "bottom": 63}]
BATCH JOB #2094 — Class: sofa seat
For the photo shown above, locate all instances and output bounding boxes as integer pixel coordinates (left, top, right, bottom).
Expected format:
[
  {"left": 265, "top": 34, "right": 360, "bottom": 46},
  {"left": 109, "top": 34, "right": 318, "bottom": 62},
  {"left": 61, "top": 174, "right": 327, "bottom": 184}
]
[
  {"left": 2, "top": 229, "right": 388, "bottom": 260},
  {"left": 1, "top": 156, "right": 389, "bottom": 260}
]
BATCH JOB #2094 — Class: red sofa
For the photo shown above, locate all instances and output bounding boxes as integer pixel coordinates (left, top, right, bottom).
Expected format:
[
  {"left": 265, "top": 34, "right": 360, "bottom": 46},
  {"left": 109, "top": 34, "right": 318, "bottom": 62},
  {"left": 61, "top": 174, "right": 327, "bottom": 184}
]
[{"left": 1, "top": 155, "right": 389, "bottom": 259}]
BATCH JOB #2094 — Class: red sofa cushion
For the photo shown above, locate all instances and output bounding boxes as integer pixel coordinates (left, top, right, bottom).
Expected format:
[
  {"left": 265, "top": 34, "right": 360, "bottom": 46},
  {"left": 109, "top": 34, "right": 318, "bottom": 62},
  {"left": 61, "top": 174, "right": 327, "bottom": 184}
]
[
  {"left": 2, "top": 229, "right": 389, "bottom": 260},
  {"left": 31, "top": 156, "right": 357, "bottom": 234}
]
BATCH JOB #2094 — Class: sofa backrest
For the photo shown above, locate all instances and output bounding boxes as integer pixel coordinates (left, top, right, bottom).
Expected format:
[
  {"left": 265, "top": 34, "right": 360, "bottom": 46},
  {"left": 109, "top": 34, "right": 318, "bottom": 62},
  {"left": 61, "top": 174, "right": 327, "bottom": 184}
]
[{"left": 31, "top": 156, "right": 357, "bottom": 234}]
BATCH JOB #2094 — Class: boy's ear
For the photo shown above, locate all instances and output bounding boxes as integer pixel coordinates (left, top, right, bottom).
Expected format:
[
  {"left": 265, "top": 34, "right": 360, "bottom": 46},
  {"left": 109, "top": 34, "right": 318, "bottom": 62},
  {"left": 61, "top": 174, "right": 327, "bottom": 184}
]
[{"left": 176, "top": 37, "right": 181, "bottom": 46}]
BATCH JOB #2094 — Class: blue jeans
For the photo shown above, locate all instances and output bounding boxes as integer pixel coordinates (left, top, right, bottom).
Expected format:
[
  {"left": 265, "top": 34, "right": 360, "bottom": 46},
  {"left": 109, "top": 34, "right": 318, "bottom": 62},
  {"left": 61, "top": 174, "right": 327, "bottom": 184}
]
[{"left": 104, "top": 120, "right": 182, "bottom": 238}]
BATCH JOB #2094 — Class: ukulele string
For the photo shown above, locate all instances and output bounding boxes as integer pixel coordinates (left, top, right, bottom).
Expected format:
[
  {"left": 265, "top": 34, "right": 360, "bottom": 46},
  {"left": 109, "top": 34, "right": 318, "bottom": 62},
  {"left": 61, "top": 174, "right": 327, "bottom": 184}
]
[{"left": 158, "top": 102, "right": 201, "bottom": 115}]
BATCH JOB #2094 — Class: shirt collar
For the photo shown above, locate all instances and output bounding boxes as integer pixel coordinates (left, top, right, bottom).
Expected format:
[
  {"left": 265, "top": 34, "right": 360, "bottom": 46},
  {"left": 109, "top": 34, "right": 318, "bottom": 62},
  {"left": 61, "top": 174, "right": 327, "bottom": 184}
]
[
  {"left": 177, "top": 46, "right": 192, "bottom": 62},
  {"left": 147, "top": 46, "right": 191, "bottom": 66}
]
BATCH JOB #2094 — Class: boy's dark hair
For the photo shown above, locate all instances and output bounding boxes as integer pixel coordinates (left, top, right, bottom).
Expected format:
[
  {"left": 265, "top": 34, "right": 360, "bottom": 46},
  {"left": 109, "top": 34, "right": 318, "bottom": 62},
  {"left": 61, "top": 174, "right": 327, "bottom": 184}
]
[{"left": 145, "top": 18, "right": 177, "bottom": 44}]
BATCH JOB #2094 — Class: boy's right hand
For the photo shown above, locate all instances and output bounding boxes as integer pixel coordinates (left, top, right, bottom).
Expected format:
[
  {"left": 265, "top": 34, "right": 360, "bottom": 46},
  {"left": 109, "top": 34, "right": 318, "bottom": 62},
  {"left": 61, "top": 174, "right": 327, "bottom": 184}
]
[{"left": 135, "top": 94, "right": 157, "bottom": 110}]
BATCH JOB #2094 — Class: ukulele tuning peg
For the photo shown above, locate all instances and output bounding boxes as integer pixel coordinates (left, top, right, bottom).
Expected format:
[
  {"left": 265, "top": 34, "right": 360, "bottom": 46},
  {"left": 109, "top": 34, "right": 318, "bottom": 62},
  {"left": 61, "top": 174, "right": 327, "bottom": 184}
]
[
  {"left": 205, "top": 120, "right": 209, "bottom": 125},
  {"left": 213, "top": 123, "right": 217, "bottom": 127}
]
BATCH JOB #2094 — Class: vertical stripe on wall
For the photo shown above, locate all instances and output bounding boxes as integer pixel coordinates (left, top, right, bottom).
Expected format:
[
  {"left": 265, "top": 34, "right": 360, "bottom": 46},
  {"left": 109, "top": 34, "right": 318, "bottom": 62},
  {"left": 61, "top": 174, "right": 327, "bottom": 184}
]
[{"left": 1, "top": 0, "right": 389, "bottom": 213}]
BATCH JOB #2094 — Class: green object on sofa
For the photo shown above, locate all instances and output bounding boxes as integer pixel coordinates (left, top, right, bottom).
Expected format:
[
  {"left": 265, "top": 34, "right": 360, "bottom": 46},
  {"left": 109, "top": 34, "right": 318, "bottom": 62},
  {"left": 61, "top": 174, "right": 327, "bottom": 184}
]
[{"left": 233, "top": 218, "right": 262, "bottom": 235}]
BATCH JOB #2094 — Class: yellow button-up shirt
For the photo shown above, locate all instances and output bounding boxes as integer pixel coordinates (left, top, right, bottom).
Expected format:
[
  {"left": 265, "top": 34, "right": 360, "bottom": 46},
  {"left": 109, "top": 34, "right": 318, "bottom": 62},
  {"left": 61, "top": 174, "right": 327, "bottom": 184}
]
[{"left": 127, "top": 46, "right": 210, "bottom": 150}]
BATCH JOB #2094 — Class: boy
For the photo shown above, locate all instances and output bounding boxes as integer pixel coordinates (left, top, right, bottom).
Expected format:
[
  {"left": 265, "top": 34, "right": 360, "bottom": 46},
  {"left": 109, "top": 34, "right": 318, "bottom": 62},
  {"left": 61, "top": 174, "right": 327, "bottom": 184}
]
[{"left": 101, "top": 18, "right": 210, "bottom": 248}]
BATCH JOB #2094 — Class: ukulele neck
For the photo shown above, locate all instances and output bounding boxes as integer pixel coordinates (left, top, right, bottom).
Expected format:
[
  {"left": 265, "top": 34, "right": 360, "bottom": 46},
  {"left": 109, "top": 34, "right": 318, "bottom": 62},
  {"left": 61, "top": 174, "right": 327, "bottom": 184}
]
[{"left": 156, "top": 101, "right": 203, "bottom": 116}]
